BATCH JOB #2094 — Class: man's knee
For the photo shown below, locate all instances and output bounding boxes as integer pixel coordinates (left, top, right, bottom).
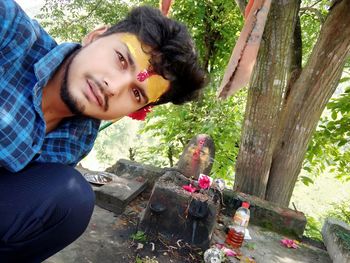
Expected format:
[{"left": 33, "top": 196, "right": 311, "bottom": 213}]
[
  {"left": 41, "top": 163, "right": 96, "bottom": 233},
  {"left": 0, "top": 163, "right": 95, "bottom": 261}
]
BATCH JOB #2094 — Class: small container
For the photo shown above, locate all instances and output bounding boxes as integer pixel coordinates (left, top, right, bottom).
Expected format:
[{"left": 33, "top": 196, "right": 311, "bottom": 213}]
[
  {"left": 203, "top": 247, "right": 224, "bottom": 263},
  {"left": 225, "top": 201, "right": 250, "bottom": 248}
]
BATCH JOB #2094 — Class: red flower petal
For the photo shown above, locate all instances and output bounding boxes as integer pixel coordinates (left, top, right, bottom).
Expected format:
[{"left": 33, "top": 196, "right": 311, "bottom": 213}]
[
  {"left": 128, "top": 106, "right": 153, "bottom": 121},
  {"left": 182, "top": 184, "right": 197, "bottom": 193},
  {"left": 198, "top": 174, "right": 212, "bottom": 189},
  {"left": 280, "top": 238, "right": 299, "bottom": 249}
]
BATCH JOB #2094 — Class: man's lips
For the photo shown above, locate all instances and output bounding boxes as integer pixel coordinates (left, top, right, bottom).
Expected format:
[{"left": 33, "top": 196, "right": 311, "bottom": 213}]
[{"left": 87, "top": 79, "right": 105, "bottom": 109}]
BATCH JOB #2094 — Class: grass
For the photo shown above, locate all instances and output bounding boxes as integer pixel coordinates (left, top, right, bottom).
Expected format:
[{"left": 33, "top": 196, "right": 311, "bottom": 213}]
[{"left": 290, "top": 170, "right": 350, "bottom": 241}]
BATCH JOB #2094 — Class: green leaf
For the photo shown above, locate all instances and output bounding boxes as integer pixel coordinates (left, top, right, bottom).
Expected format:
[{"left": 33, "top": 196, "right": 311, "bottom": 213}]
[
  {"left": 300, "top": 176, "right": 314, "bottom": 186},
  {"left": 303, "top": 166, "right": 312, "bottom": 173},
  {"left": 339, "top": 77, "right": 350, "bottom": 83},
  {"left": 331, "top": 111, "right": 337, "bottom": 120}
]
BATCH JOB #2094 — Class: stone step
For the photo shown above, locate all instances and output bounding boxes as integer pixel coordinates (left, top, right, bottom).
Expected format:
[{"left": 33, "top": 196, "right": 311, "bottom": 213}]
[
  {"left": 76, "top": 166, "right": 148, "bottom": 214},
  {"left": 322, "top": 217, "right": 350, "bottom": 263}
]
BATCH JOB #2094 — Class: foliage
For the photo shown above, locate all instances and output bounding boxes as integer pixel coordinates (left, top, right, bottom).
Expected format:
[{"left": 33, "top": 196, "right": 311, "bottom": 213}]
[
  {"left": 328, "top": 199, "right": 350, "bottom": 225},
  {"left": 304, "top": 198, "right": 350, "bottom": 242},
  {"left": 170, "top": 0, "right": 243, "bottom": 73},
  {"left": 135, "top": 256, "right": 159, "bottom": 263},
  {"left": 37, "top": 0, "right": 131, "bottom": 42},
  {"left": 304, "top": 215, "right": 322, "bottom": 241},
  {"left": 93, "top": 118, "right": 143, "bottom": 167},
  {"left": 304, "top": 77, "right": 350, "bottom": 182},
  {"left": 299, "top": 1, "right": 329, "bottom": 65},
  {"left": 138, "top": 86, "right": 246, "bottom": 180},
  {"left": 130, "top": 231, "right": 147, "bottom": 242}
]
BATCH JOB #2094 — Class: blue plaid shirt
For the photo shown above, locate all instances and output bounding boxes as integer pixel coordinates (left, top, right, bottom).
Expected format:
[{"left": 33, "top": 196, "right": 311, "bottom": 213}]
[{"left": 0, "top": 0, "right": 100, "bottom": 172}]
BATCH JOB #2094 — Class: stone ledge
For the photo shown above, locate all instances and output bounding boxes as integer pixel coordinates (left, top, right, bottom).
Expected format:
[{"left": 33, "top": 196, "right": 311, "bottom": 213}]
[
  {"left": 94, "top": 176, "right": 148, "bottom": 214},
  {"left": 322, "top": 217, "right": 350, "bottom": 263},
  {"left": 222, "top": 190, "right": 306, "bottom": 238}
]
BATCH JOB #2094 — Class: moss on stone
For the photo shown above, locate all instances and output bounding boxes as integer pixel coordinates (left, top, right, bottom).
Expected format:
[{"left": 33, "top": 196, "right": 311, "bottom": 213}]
[{"left": 332, "top": 224, "right": 350, "bottom": 251}]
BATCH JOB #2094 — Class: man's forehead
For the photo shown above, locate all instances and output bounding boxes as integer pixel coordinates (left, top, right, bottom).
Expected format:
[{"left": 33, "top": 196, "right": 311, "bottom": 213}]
[
  {"left": 119, "top": 33, "right": 170, "bottom": 103},
  {"left": 120, "top": 33, "right": 150, "bottom": 70}
]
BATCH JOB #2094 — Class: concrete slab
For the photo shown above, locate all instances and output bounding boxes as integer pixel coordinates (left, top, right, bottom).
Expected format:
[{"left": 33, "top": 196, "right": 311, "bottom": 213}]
[
  {"left": 94, "top": 175, "right": 148, "bottom": 214},
  {"left": 322, "top": 217, "right": 350, "bottom": 263}
]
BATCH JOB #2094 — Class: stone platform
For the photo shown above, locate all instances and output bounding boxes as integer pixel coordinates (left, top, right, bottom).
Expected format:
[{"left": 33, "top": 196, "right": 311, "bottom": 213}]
[{"left": 44, "top": 160, "right": 333, "bottom": 262}]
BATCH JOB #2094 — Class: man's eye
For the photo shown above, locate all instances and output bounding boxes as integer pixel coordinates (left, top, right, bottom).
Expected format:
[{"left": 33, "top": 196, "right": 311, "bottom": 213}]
[
  {"left": 115, "top": 51, "right": 127, "bottom": 69},
  {"left": 132, "top": 88, "right": 141, "bottom": 102}
]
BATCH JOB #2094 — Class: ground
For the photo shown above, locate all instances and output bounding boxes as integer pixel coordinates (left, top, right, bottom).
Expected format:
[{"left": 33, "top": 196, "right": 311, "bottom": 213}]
[{"left": 44, "top": 192, "right": 331, "bottom": 263}]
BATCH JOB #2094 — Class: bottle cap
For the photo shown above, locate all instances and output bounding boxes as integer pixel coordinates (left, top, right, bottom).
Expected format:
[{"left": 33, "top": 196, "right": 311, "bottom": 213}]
[{"left": 242, "top": 202, "right": 250, "bottom": 208}]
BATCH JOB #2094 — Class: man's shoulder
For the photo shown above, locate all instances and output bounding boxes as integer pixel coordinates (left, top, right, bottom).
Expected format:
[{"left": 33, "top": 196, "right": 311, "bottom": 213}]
[
  {"left": 0, "top": 0, "right": 17, "bottom": 12},
  {"left": 0, "top": 0, "right": 28, "bottom": 28},
  {"left": 0, "top": 0, "right": 49, "bottom": 52}
]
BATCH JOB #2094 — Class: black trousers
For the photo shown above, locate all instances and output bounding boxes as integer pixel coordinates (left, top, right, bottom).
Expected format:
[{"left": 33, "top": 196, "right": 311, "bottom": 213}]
[{"left": 0, "top": 163, "right": 95, "bottom": 263}]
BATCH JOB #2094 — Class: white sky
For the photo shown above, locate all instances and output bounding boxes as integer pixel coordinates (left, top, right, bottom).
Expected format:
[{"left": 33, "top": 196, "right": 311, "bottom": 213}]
[{"left": 15, "top": 0, "right": 45, "bottom": 17}]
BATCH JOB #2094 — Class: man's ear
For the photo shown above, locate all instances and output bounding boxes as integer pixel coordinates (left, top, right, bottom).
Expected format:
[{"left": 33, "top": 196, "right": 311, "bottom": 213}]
[{"left": 82, "top": 26, "right": 109, "bottom": 46}]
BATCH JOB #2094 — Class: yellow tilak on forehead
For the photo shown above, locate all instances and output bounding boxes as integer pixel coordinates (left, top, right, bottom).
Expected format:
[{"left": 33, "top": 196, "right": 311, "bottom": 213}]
[{"left": 120, "top": 34, "right": 169, "bottom": 103}]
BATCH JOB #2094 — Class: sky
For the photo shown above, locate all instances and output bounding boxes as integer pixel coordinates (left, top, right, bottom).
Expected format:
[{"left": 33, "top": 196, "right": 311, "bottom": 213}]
[{"left": 15, "top": 0, "right": 45, "bottom": 17}]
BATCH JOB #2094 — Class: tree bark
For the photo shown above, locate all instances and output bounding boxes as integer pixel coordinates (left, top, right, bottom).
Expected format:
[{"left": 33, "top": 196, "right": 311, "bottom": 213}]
[
  {"left": 234, "top": 0, "right": 300, "bottom": 198},
  {"left": 234, "top": 0, "right": 350, "bottom": 207},
  {"left": 266, "top": 0, "right": 350, "bottom": 206}
]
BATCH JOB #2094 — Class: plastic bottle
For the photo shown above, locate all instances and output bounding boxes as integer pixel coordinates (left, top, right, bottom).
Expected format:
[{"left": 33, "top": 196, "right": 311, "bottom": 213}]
[{"left": 225, "top": 201, "right": 250, "bottom": 248}]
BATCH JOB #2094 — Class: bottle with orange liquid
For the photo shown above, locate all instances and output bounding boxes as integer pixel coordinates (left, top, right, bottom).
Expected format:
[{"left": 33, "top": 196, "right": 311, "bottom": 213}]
[{"left": 225, "top": 201, "right": 250, "bottom": 248}]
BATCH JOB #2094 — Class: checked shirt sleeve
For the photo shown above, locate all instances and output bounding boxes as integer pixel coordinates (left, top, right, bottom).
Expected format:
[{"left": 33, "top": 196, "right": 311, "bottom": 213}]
[{"left": 0, "top": 0, "right": 45, "bottom": 172}]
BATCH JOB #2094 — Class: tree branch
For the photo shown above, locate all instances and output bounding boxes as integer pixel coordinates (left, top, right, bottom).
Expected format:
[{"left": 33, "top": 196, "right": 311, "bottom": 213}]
[
  {"left": 300, "top": 7, "right": 325, "bottom": 23},
  {"left": 235, "top": 0, "right": 246, "bottom": 16}
]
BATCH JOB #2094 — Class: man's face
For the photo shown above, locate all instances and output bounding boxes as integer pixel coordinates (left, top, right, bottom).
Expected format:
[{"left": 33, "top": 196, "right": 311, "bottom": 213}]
[{"left": 61, "top": 31, "right": 169, "bottom": 120}]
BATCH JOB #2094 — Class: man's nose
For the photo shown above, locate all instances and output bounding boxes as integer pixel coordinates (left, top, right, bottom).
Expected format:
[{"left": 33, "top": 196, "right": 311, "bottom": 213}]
[{"left": 104, "top": 71, "right": 133, "bottom": 97}]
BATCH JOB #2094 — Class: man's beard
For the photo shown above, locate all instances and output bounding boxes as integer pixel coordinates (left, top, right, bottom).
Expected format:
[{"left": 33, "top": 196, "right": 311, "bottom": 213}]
[{"left": 60, "top": 48, "right": 85, "bottom": 116}]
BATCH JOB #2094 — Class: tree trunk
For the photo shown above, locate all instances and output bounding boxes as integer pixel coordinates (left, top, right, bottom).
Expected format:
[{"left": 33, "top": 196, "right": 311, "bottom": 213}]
[
  {"left": 234, "top": 0, "right": 350, "bottom": 206},
  {"left": 234, "top": 0, "right": 300, "bottom": 198},
  {"left": 266, "top": 0, "right": 350, "bottom": 206}
]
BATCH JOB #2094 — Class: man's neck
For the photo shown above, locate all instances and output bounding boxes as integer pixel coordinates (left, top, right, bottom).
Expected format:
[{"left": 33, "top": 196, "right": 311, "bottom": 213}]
[{"left": 41, "top": 59, "right": 74, "bottom": 133}]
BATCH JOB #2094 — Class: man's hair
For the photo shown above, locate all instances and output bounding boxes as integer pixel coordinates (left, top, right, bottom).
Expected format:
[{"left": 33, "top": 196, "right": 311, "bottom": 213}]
[{"left": 102, "top": 6, "right": 206, "bottom": 105}]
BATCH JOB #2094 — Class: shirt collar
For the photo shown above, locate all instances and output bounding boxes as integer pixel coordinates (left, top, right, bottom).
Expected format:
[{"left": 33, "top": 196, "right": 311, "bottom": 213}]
[{"left": 34, "top": 42, "right": 81, "bottom": 87}]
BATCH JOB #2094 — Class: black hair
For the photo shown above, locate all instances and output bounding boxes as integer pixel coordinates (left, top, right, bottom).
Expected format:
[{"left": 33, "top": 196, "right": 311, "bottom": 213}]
[{"left": 102, "top": 6, "right": 206, "bottom": 105}]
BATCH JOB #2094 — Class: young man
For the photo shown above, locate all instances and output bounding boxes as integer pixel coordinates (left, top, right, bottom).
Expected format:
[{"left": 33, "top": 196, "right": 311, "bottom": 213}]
[{"left": 0, "top": 1, "right": 206, "bottom": 262}]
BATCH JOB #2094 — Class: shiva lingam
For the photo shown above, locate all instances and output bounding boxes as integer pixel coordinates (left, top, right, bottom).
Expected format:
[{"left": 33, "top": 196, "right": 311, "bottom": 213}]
[
  {"left": 177, "top": 134, "right": 215, "bottom": 180},
  {"left": 138, "top": 171, "right": 221, "bottom": 249},
  {"left": 139, "top": 134, "right": 220, "bottom": 249}
]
